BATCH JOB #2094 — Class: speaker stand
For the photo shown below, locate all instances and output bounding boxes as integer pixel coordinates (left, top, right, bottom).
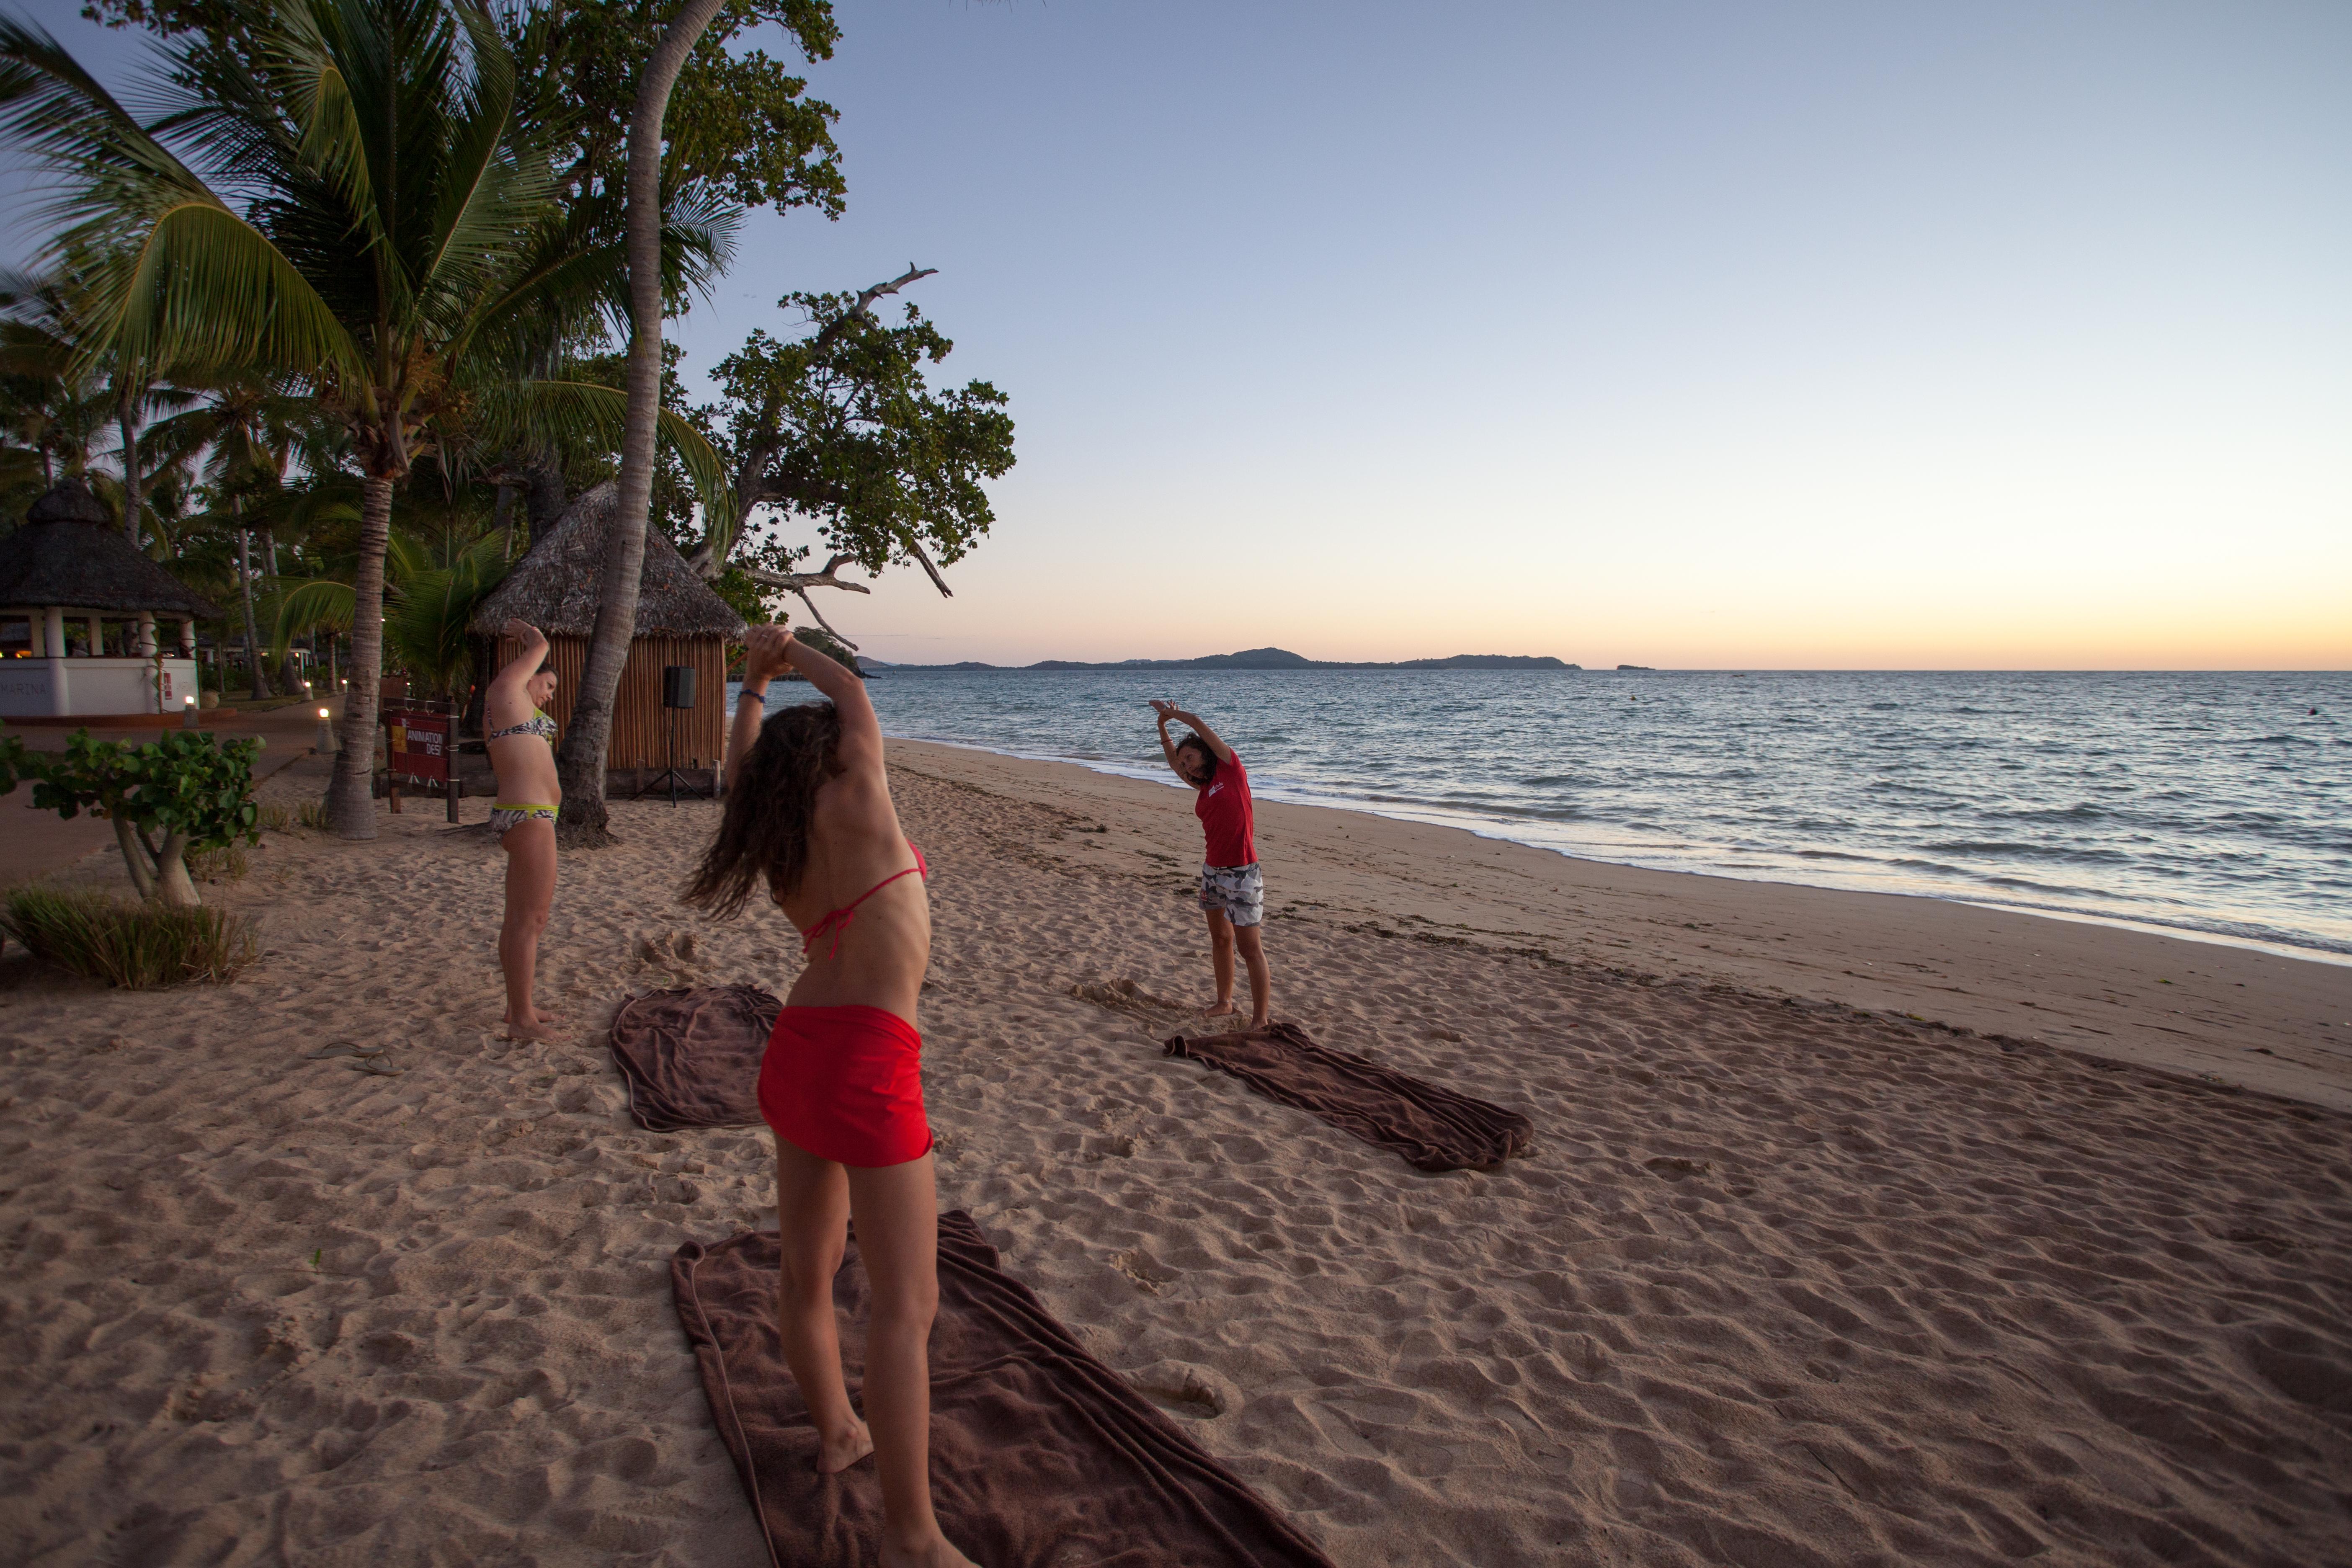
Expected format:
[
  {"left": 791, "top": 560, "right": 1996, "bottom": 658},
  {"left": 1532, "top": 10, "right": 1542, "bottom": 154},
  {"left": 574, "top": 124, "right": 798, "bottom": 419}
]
[{"left": 632, "top": 704, "right": 710, "bottom": 804}]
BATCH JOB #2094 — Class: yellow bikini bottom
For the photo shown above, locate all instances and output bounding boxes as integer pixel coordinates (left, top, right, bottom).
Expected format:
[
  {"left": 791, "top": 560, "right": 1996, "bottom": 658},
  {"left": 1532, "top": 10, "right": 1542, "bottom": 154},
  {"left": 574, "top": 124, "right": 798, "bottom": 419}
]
[{"left": 490, "top": 802, "right": 557, "bottom": 836}]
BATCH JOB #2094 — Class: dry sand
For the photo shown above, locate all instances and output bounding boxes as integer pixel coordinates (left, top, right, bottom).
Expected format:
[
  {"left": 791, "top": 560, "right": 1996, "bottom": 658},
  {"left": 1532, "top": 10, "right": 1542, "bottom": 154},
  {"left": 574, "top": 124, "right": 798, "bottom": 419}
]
[{"left": 3, "top": 740, "right": 2348, "bottom": 1566}]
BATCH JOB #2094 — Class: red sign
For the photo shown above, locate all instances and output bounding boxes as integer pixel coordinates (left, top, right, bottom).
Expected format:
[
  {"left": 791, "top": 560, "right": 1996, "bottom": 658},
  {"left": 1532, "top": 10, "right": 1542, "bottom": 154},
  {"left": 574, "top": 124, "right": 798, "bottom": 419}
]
[{"left": 384, "top": 707, "right": 451, "bottom": 784}]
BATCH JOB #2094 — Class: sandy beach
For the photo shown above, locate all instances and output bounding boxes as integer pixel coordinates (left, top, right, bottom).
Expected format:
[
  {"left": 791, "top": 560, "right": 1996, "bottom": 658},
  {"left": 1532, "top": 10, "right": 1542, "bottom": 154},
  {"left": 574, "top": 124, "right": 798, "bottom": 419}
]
[{"left": 4, "top": 738, "right": 2349, "bottom": 1565}]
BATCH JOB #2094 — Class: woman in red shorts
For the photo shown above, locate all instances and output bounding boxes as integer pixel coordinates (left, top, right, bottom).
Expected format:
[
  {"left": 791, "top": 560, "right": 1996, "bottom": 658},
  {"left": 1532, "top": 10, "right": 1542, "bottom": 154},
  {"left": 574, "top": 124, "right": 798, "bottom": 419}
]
[{"left": 685, "top": 624, "right": 975, "bottom": 1568}]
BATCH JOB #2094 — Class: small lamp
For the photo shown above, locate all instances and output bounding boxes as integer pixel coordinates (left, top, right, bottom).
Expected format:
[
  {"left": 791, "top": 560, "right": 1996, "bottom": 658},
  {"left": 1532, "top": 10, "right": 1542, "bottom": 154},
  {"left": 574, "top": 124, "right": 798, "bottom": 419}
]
[
  {"left": 314, "top": 706, "right": 339, "bottom": 755},
  {"left": 181, "top": 694, "right": 199, "bottom": 730}
]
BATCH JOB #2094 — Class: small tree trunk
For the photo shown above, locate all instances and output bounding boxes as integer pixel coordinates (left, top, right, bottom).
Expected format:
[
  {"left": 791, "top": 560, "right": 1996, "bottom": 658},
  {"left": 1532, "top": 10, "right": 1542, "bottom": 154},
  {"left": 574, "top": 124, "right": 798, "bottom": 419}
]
[
  {"left": 236, "top": 526, "right": 271, "bottom": 700},
  {"left": 554, "top": 0, "right": 728, "bottom": 848},
  {"left": 152, "top": 833, "right": 199, "bottom": 908},
  {"left": 328, "top": 474, "right": 396, "bottom": 838},
  {"left": 111, "top": 815, "right": 157, "bottom": 900}
]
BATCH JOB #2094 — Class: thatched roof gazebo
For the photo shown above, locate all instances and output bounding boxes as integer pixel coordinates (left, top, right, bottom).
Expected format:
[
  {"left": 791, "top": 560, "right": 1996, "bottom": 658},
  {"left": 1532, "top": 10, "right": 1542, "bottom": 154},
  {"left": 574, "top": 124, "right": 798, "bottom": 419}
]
[
  {"left": 469, "top": 480, "right": 748, "bottom": 771},
  {"left": 1, "top": 478, "right": 221, "bottom": 718}
]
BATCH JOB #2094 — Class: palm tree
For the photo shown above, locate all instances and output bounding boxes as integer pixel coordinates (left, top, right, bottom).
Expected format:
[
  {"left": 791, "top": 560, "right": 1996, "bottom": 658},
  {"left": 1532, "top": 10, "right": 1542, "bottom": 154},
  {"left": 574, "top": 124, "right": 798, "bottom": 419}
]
[
  {"left": 144, "top": 374, "right": 315, "bottom": 696},
  {"left": 270, "top": 525, "right": 511, "bottom": 702},
  {"left": 553, "top": 0, "right": 732, "bottom": 846},
  {"left": 0, "top": 0, "right": 620, "bottom": 837}
]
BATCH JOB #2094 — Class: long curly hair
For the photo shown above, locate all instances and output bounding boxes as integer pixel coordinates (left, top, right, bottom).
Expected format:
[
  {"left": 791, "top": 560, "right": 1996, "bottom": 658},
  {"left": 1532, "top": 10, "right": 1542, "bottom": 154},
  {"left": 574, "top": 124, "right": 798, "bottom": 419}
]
[{"left": 682, "top": 700, "right": 842, "bottom": 918}]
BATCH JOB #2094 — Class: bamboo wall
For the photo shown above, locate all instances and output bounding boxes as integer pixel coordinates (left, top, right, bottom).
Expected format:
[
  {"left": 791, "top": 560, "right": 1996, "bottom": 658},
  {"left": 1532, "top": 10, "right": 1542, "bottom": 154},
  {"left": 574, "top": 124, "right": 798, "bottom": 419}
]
[{"left": 497, "top": 634, "right": 729, "bottom": 771}]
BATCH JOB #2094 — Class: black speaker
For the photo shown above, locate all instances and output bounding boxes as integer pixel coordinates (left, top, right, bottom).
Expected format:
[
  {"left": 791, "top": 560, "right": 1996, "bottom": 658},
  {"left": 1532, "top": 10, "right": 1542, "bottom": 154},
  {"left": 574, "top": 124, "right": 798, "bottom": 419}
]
[{"left": 661, "top": 665, "right": 696, "bottom": 710}]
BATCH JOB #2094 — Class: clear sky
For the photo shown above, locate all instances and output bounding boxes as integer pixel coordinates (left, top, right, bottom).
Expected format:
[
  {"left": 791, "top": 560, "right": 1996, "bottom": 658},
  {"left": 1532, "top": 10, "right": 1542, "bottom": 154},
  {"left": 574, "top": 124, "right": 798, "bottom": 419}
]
[{"left": 8, "top": 1, "right": 2348, "bottom": 668}]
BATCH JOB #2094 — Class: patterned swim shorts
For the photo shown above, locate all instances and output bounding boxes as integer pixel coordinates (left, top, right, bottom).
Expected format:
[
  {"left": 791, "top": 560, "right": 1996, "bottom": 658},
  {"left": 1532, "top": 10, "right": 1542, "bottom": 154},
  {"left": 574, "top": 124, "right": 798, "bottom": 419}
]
[
  {"left": 490, "top": 802, "right": 558, "bottom": 836},
  {"left": 1198, "top": 861, "right": 1265, "bottom": 927}
]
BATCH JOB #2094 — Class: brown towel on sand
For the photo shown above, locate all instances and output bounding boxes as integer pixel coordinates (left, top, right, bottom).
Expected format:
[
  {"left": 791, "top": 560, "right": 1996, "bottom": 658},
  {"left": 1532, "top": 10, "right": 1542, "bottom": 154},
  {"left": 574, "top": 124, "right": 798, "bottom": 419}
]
[
  {"left": 672, "top": 1212, "right": 1337, "bottom": 1568},
  {"left": 608, "top": 984, "right": 779, "bottom": 1132},
  {"left": 1163, "top": 1021, "right": 1533, "bottom": 1173}
]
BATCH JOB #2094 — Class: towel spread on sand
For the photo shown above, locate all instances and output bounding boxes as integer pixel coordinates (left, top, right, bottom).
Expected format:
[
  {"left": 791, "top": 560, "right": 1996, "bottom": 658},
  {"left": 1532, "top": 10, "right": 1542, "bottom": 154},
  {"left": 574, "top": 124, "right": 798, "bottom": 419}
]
[
  {"left": 608, "top": 984, "right": 780, "bottom": 1132},
  {"left": 1163, "top": 1021, "right": 1534, "bottom": 1173},
  {"left": 671, "top": 1212, "right": 1338, "bottom": 1568}
]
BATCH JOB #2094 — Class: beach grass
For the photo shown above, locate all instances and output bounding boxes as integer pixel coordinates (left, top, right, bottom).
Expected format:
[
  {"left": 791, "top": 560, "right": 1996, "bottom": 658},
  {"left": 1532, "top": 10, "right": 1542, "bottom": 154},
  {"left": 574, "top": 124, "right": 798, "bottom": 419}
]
[
  {"left": 186, "top": 843, "right": 251, "bottom": 884},
  {"left": 0, "top": 886, "right": 260, "bottom": 988}
]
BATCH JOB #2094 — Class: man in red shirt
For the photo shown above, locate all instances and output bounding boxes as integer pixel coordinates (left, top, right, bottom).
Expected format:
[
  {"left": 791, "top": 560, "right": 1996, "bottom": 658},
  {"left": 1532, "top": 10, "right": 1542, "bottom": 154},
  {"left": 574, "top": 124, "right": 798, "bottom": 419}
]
[{"left": 1152, "top": 701, "right": 1272, "bottom": 1027}]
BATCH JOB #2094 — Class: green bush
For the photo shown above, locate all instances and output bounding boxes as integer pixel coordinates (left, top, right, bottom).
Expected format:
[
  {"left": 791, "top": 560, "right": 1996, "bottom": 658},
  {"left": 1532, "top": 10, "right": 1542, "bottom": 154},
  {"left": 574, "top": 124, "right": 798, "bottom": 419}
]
[
  {"left": 0, "top": 886, "right": 260, "bottom": 988},
  {"left": 255, "top": 803, "right": 293, "bottom": 833},
  {"left": 21, "top": 730, "right": 263, "bottom": 906}
]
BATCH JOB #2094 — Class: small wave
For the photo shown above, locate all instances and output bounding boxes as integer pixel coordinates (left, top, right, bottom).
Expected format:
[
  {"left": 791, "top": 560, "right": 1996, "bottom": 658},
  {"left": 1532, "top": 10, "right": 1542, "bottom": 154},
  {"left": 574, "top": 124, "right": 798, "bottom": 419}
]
[{"left": 1921, "top": 840, "right": 2133, "bottom": 864}]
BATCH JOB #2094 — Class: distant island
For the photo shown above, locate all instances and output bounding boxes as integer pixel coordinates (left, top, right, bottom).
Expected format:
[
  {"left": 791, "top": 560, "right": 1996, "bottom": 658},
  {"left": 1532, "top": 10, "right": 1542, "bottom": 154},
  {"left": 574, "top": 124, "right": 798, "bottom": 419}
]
[{"left": 864, "top": 646, "right": 1580, "bottom": 673}]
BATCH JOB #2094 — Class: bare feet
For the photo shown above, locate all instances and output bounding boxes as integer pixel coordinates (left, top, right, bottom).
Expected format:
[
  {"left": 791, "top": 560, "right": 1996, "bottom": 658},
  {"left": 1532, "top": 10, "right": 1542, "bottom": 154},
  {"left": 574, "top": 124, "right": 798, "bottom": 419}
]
[
  {"left": 1202, "top": 999, "right": 1237, "bottom": 1018},
  {"left": 880, "top": 1536, "right": 979, "bottom": 1568},
  {"left": 499, "top": 1010, "right": 559, "bottom": 1042},
  {"left": 815, "top": 1417, "right": 874, "bottom": 1474}
]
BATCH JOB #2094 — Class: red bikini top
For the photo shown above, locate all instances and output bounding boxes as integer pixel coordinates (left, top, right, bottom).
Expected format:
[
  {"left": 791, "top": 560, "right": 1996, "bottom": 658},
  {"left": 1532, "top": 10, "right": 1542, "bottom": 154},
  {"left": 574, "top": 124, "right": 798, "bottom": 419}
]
[{"left": 797, "top": 841, "right": 928, "bottom": 960}]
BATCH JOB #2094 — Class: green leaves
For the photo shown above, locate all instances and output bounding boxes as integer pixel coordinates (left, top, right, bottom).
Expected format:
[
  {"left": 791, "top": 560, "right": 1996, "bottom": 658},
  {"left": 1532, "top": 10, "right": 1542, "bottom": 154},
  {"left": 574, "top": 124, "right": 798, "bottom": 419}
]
[
  {"left": 383, "top": 529, "right": 511, "bottom": 698},
  {"left": 23, "top": 728, "right": 265, "bottom": 854},
  {"left": 712, "top": 291, "right": 1015, "bottom": 582}
]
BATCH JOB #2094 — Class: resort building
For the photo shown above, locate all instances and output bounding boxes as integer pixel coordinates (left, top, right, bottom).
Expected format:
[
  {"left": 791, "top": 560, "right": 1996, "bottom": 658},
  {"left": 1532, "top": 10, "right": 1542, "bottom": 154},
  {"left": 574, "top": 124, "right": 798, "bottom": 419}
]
[{"left": 0, "top": 479, "right": 221, "bottom": 720}]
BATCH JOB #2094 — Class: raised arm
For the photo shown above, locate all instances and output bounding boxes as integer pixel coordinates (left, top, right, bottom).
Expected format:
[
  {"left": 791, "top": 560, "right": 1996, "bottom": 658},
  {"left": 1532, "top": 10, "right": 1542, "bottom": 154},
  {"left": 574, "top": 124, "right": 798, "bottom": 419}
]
[
  {"left": 787, "top": 632, "right": 883, "bottom": 772},
  {"left": 1151, "top": 701, "right": 1186, "bottom": 779},
  {"left": 725, "top": 625, "right": 790, "bottom": 791},
  {"left": 491, "top": 619, "right": 549, "bottom": 699},
  {"left": 1156, "top": 701, "right": 1234, "bottom": 762}
]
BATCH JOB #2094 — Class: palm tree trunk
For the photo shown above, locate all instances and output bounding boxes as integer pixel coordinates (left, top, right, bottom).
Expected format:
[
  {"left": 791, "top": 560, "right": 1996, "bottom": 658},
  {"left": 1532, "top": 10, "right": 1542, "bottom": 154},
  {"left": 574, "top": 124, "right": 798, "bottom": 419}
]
[
  {"left": 328, "top": 473, "right": 395, "bottom": 838},
  {"left": 554, "top": 0, "right": 728, "bottom": 847},
  {"left": 236, "top": 526, "right": 271, "bottom": 700},
  {"left": 116, "top": 379, "right": 144, "bottom": 548}
]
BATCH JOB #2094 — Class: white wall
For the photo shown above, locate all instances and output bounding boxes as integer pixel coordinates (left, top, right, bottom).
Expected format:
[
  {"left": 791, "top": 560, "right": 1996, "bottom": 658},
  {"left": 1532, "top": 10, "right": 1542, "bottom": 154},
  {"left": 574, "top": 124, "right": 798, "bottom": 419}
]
[{"left": 0, "top": 657, "right": 198, "bottom": 717}]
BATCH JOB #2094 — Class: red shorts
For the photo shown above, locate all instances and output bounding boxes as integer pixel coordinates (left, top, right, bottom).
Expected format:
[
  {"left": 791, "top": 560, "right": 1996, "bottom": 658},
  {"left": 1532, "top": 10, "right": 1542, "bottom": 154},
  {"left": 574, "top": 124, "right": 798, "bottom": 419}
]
[{"left": 757, "top": 1004, "right": 933, "bottom": 1168}]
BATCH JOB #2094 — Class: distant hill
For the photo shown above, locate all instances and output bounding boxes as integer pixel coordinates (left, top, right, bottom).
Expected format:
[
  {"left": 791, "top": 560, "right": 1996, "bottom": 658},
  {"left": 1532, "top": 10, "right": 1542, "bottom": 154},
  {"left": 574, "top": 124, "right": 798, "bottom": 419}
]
[{"left": 863, "top": 646, "right": 1579, "bottom": 673}]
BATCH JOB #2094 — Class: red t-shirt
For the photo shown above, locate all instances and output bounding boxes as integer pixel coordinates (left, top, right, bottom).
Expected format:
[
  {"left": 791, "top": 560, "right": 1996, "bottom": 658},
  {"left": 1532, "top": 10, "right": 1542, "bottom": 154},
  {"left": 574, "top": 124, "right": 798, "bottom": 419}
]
[{"left": 1194, "top": 750, "right": 1256, "bottom": 867}]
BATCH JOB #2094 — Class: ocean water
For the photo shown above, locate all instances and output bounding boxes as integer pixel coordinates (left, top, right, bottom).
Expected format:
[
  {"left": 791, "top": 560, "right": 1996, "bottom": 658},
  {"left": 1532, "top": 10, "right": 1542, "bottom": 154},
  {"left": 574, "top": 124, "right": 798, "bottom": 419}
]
[{"left": 735, "top": 670, "right": 2352, "bottom": 962}]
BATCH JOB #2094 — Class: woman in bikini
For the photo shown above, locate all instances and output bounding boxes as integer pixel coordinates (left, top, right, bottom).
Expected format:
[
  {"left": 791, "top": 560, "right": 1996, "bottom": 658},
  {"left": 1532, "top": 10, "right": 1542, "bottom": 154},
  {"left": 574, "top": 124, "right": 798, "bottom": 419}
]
[
  {"left": 684, "top": 624, "right": 975, "bottom": 1568},
  {"left": 486, "top": 619, "right": 562, "bottom": 1041}
]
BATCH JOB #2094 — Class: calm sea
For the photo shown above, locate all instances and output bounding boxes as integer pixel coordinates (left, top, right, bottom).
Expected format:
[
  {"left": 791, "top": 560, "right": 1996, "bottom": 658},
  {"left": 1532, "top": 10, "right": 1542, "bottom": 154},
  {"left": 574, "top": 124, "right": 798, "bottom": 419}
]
[{"left": 732, "top": 669, "right": 2351, "bottom": 962}]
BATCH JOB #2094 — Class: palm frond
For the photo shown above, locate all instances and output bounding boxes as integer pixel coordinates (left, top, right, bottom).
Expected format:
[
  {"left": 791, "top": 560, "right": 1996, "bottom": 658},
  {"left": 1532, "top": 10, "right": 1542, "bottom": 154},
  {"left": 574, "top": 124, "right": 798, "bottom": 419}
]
[
  {"left": 502, "top": 377, "right": 734, "bottom": 542},
  {"left": 265, "top": 576, "right": 356, "bottom": 646}
]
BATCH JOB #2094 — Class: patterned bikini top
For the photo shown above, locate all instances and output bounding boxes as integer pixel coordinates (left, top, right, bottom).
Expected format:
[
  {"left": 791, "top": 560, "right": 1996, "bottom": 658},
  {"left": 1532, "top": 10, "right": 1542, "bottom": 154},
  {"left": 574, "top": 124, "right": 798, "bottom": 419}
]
[{"left": 489, "top": 708, "right": 558, "bottom": 744}]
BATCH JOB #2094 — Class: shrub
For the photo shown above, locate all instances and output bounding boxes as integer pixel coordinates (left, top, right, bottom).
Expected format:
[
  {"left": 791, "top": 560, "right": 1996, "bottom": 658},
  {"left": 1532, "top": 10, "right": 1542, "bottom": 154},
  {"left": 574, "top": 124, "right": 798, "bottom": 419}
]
[
  {"left": 295, "top": 800, "right": 330, "bottom": 831},
  {"left": 0, "top": 886, "right": 260, "bottom": 988},
  {"left": 21, "top": 730, "right": 264, "bottom": 906}
]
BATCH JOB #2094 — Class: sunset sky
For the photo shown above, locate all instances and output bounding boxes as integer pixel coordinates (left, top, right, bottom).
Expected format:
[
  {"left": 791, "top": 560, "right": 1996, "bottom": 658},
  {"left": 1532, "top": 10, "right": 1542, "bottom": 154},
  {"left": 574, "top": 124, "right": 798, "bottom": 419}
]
[{"left": 8, "top": 0, "right": 2347, "bottom": 668}]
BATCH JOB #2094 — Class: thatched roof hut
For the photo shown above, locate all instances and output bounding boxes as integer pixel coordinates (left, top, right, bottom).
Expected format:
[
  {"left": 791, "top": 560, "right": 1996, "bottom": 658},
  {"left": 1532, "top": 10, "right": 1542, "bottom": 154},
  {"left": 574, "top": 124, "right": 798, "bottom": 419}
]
[
  {"left": 0, "top": 478, "right": 221, "bottom": 620},
  {"left": 471, "top": 481, "right": 745, "bottom": 641},
  {"left": 469, "top": 482, "right": 746, "bottom": 773}
]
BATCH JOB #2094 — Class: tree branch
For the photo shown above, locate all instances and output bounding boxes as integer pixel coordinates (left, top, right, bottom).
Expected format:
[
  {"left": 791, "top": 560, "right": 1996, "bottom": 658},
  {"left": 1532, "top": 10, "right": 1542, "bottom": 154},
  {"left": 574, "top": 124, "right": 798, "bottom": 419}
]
[
  {"left": 903, "top": 536, "right": 954, "bottom": 598},
  {"left": 790, "top": 588, "right": 858, "bottom": 650},
  {"left": 738, "top": 557, "right": 872, "bottom": 597},
  {"left": 808, "top": 263, "right": 937, "bottom": 356}
]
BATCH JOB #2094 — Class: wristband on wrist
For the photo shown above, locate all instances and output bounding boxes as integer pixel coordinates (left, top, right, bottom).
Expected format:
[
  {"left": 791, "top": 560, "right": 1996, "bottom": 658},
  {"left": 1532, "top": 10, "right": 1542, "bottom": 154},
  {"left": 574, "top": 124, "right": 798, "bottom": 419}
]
[{"left": 742, "top": 684, "right": 767, "bottom": 704}]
